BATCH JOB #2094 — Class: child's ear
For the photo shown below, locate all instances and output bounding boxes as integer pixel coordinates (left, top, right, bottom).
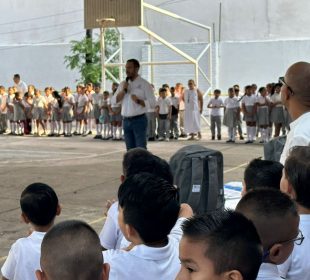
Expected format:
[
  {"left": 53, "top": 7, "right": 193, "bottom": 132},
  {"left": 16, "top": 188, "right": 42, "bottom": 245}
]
[
  {"left": 269, "top": 243, "right": 284, "bottom": 265},
  {"left": 56, "top": 204, "right": 62, "bottom": 216},
  {"left": 35, "top": 270, "right": 46, "bottom": 280},
  {"left": 224, "top": 270, "right": 243, "bottom": 280},
  {"left": 120, "top": 175, "right": 125, "bottom": 183},
  {"left": 241, "top": 180, "right": 247, "bottom": 197},
  {"left": 102, "top": 263, "right": 110, "bottom": 280},
  {"left": 21, "top": 213, "right": 30, "bottom": 224}
]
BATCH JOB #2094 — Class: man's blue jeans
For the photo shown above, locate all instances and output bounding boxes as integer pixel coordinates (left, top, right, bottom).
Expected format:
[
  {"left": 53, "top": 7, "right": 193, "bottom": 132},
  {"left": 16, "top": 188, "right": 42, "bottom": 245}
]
[{"left": 123, "top": 114, "right": 147, "bottom": 150}]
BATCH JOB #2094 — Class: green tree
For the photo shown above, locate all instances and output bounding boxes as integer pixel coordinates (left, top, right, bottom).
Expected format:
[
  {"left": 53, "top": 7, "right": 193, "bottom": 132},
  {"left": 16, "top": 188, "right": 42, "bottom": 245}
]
[{"left": 64, "top": 28, "right": 120, "bottom": 84}]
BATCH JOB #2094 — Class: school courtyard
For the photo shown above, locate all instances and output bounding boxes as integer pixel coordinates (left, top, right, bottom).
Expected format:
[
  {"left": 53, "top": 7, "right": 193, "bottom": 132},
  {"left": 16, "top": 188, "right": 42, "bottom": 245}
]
[{"left": 0, "top": 127, "right": 263, "bottom": 265}]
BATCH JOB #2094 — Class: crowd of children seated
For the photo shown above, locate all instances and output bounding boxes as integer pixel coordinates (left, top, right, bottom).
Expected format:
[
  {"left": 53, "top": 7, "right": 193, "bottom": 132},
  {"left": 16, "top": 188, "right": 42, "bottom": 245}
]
[
  {"left": 0, "top": 74, "right": 291, "bottom": 143},
  {"left": 1, "top": 144, "right": 310, "bottom": 280}
]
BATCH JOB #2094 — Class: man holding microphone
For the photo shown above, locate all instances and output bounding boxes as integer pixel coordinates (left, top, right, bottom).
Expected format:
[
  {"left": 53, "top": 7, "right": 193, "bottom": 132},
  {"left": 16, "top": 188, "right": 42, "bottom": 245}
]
[{"left": 115, "top": 59, "right": 156, "bottom": 150}]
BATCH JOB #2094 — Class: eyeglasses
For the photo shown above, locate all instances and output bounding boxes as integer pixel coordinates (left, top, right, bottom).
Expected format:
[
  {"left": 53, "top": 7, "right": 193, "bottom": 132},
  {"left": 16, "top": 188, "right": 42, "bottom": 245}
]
[
  {"left": 279, "top": 76, "right": 295, "bottom": 95},
  {"left": 262, "top": 230, "right": 304, "bottom": 262}
]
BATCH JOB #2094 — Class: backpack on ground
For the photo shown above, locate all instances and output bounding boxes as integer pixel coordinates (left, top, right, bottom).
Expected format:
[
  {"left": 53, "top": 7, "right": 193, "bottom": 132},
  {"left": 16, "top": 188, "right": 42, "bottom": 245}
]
[{"left": 169, "top": 145, "right": 224, "bottom": 215}]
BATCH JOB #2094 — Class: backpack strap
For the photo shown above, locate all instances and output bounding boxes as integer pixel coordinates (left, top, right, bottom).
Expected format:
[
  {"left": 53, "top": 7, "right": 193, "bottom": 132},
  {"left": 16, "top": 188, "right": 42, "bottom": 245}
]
[{"left": 206, "top": 156, "right": 219, "bottom": 212}]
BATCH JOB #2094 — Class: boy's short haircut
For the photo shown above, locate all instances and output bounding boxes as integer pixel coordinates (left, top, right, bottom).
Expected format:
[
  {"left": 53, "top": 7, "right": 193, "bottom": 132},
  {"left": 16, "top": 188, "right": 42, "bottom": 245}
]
[
  {"left": 103, "top": 90, "right": 110, "bottom": 95},
  {"left": 118, "top": 172, "right": 180, "bottom": 243},
  {"left": 236, "top": 188, "right": 298, "bottom": 248},
  {"left": 20, "top": 183, "right": 58, "bottom": 226},
  {"left": 285, "top": 146, "right": 310, "bottom": 209},
  {"left": 182, "top": 210, "right": 262, "bottom": 280},
  {"left": 122, "top": 148, "right": 173, "bottom": 184},
  {"left": 13, "top": 74, "right": 20, "bottom": 79},
  {"left": 170, "top": 86, "right": 175, "bottom": 91},
  {"left": 94, "top": 83, "right": 101, "bottom": 88},
  {"left": 214, "top": 89, "right": 221, "bottom": 94},
  {"left": 40, "top": 220, "right": 103, "bottom": 280},
  {"left": 127, "top": 58, "right": 140, "bottom": 69},
  {"left": 244, "top": 158, "right": 283, "bottom": 191},
  {"left": 159, "top": 87, "right": 167, "bottom": 93}
]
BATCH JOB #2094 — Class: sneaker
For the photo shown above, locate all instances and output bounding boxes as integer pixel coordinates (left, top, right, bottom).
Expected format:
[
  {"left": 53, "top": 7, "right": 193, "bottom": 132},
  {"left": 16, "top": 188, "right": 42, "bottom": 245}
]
[
  {"left": 67, "top": 134, "right": 73, "bottom": 137},
  {"left": 94, "top": 135, "right": 102, "bottom": 139},
  {"left": 165, "top": 138, "right": 169, "bottom": 142}
]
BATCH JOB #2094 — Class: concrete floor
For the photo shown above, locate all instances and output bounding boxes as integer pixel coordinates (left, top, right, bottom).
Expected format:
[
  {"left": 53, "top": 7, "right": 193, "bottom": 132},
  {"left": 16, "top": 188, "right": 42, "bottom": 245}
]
[{"left": 0, "top": 130, "right": 264, "bottom": 267}]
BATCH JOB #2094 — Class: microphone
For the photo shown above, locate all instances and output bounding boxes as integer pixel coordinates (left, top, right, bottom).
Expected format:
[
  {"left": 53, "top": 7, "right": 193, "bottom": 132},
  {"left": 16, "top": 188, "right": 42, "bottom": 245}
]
[{"left": 125, "top": 77, "right": 129, "bottom": 93}]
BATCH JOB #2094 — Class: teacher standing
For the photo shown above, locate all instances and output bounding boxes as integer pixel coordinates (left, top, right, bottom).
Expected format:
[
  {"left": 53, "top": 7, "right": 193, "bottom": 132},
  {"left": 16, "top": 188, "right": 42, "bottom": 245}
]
[{"left": 115, "top": 59, "right": 156, "bottom": 150}]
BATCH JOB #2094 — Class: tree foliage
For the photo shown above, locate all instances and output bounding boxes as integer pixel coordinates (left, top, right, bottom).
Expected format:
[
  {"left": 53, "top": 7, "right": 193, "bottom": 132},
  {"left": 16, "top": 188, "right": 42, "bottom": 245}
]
[{"left": 64, "top": 28, "right": 120, "bottom": 85}]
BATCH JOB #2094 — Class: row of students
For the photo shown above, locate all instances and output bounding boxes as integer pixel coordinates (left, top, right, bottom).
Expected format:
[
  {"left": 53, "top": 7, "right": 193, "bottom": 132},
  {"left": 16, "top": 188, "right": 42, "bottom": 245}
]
[
  {"left": 208, "top": 82, "right": 292, "bottom": 144},
  {"left": 2, "top": 146, "right": 310, "bottom": 279}
]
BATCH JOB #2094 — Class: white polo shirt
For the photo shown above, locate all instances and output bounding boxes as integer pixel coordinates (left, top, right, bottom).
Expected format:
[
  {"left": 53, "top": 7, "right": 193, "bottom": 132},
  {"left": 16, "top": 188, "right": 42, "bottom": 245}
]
[
  {"left": 99, "top": 202, "right": 124, "bottom": 250},
  {"left": 157, "top": 97, "right": 171, "bottom": 115},
  {"left": 77, "top": 94, "right": 88, "bottom": 113},
  {"left": 169, "top": 96, "right": 180, "bottom": 109},
  {"left": 242, "top": 95, "right": 257, "bottom": 107},
  {"left": 62, "top": 95, "right": 75, "bottom": 108},
  {"left": 224, "top": 97, "right": 239, "bottom": 109},
  {"left": 14, "top": 80, "right": 28, "bottom": 95},
  {"left": 92, "top": 93, "right": 103, "bottom": 105},
  {"left": 1, "top": 231, "right": 45, "bottom": 280},
  {"left": 270, "top": 93, "right": 283, "bottom": 107},
  {"left": 103, "top": 217, "right": 186, "bottom": 280},
  {"left": 116, "top": 76, "right": 156, "bottom": 118},
  {"left": 280, "top": 112, "right": 310, "bottom": 164},
  {"left": 278, "top": 215, "right": 310, "bottom": 279},
  {"left": 0, "top": 94, "right": 8, "bottom": 114},
  {"left": 208, "top": 97, "right": 224, "bottom": 116},
  {"left": 33, "top": 96, "right": 46, "bottom": 108},
  {"left": 256, "top": 263, "right": 282, "bottom": 280}
]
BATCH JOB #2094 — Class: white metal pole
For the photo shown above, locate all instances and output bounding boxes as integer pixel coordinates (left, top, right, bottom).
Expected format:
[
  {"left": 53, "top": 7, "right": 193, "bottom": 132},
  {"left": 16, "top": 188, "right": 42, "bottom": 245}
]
[
  {"left": 100, "top": 27, "right": 106, "bottom": 90},
  {"left": 118, "top": 29, "right": 123, "bottom": 81}
]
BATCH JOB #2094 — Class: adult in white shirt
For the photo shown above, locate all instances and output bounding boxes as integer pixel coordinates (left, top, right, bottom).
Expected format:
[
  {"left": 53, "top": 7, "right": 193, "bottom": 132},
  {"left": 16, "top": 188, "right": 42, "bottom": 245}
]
[
  {"left": 279, "top": 61, "right": 310, "bottom": 164},
  {"left": 115, "top": 59, "right": 156, "bottom": 150},
  {"left": 183, "top": 79, "right": 203, "bottom": 140},
  {"left": 13, "top": 74, "right": 27, "bottom": 95}
]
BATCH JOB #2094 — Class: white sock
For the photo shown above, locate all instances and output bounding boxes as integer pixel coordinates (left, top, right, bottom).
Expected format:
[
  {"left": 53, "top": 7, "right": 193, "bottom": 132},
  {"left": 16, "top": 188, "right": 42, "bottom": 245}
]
[
  {"left": 228, "top": 127, "right": 233, "bottom": 140},
  {"left": 63, "top": 123, "right": 67, "bottom": 134},
  {"left": 246, "top": 126, "right": 251, "bottom": 141},
  {"left": 68, "top": 123, "right": 72, "bottom": 134},
  {"left": 99, "top": 123, "right": 102, "bottom": 134},
  {"left": 57, "top": 121, "right": 61, "bottom": 134},
  {"left": 50, "top": 122, "right": 54, "bottom": 134},
  {"left": 96, "top": 124, "right": 100, "bottom": 135},
  {"left": 77, "top": 123, "right": 81, "bottom": 134},
  {"left": 88, "top": 119, "right": 92, "bottom": 132},
  {"left": 10, "top": 122, "right": 13, "bottom": 133},
  {"left": 252, "top": 126, "right": 256, "bottom": 140},
  {"left": 118, "top": 127, "right": 122, "bottom": 138},
  {"left": 113, "top": 126, "right": 117, "bottom": 138},
  {"left": 103, "top": 124, "right": 107, "bottom": 138}
]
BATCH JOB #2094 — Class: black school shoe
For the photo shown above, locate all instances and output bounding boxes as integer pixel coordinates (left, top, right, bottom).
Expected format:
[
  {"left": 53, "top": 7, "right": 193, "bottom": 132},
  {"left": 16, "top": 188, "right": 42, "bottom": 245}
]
[
  {"left": 148, "top": 137, "right": 155, "bottom": 141},
  {"left": 94, "top": 135, "right": 102, "bottom": 139},
  {"left": 217, "top": 135, "right": 221, "bottom": 140}
]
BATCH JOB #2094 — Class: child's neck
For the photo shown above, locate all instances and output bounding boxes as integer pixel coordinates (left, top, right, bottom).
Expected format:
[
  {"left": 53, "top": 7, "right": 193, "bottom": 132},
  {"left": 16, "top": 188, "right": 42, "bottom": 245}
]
[
  {"left": 297, "top": 203, "right": 310, "bottom": 215},
  {"left": 144, "top": 238, "right": 169, "bottom": 248},
  {"left": 32, "top": 221, "right": 54, "bottom": 233}
]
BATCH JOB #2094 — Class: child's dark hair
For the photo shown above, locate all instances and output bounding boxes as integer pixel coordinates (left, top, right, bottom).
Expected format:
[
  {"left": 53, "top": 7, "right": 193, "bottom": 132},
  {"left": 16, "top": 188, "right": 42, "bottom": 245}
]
[
  {"left": 258, "top": 87, "right": 266, "bottom": 94},
  {"left": 284, "top": 146, "right": 310, "bottom": 209},
  {"left": 41, "top": 220, "right": 103, "bottom": 280},
  {"left": 236, "top": 188, "right": 298, "bottom": 249},
  {"left": 52, "top": 90, "right": 63, "bottom": 109},
  {"left": 118, "top": 173, "right": 180, "bottom": 244},
  {"left": 122, "top": 148, "right": 173, "bottom": 184},
  {"left": 20, "top": 183, "right": 58, "bottom": 226},
  {"left": 182, "top": 210, "right": 262, "bottom": 280},
  {"left": 170, "top": 86, "right": 175, "bottom": 91},
  {"left": 244, "top": 158, "right": 283, "bottom": 191},
  {"left": 214, "top": 89, "right": 221, "bottom": 94},
  {"left": 159, "top": 87, "right": 167, "bottom": 94}
]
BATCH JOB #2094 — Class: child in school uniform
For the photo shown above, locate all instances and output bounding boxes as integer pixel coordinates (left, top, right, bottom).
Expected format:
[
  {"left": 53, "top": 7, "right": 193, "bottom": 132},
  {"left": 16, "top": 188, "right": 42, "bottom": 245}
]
[
  {"left": 62, "top": 87, "right": 75, "bottom": 137},
  {"left": 236, "top": 189, "right": 302, "bottom": 280},
  {"left": 156, "top": 87, "right": 172, "bottom": 141},
  {"left": 256, "top": 86, "right": 271, "bottom": 143},
  {"left": 1, "top": 183, "right": 61, "bottom": 280},
  {"left": 0, "top": 86, "right": 8, "bottom": 134},
  {"left": 146, "top": 84, "right": 156, "bottom": 141},
  {"left": 43, "top": 87, "right": 54, "bottom": 133},
  {"left": 23, "top": 91, "right": 33, "bottom": 135},
  {"left": 207, "top": 89, "right": 224, "bottom": 140},
  {"left": 109, "top": 84, "right": 122, "bottom": 141},
  {"left": 13, "top": 92, "right": 26, "bottom": 135},
  {"left": 270, "top": 83, "right": 284, "bottom": 138},
  {"left": 103, "top": 173, "right": 193, "bottom": 280},
  {"left": 76, "top": 87, "right": 88, "bottom": 136},
  {"left": 92, "top": 83, "right": 103, "bottom": 139},
  {"left": 176, "top": 210, "right": 262, "bottom": 280},
  {"left": 6, "top": 87, "right": 16, "bottom": 134},
  {"left": 169, "top": 86, "right": 180, "bottom": 140},
  {"left": 100, "top": 91, "right": 111, "bottom": 140},
  {"left": 32, "top": 89, "right": 48, "bottom": 136},
  {"left": 99, "top": 148, "right": 174, "bottom": 250},
  {"left": 278, "top": 146, "right": 310, "bottom": 279},
  {"left": 85, "top": 83, "right": 94, "bottom": 135},
  {"left": 49, "top": 91, "right": 62, "bottom": 137},
  {"left": 242, "top": 85, "right": 257, "bottom": 143},
  {"left": 36, "top": 220, "right": 109, "bottom": 280},
  {"left": 223, "top": 87, "right": 239, "bottom": 143}
]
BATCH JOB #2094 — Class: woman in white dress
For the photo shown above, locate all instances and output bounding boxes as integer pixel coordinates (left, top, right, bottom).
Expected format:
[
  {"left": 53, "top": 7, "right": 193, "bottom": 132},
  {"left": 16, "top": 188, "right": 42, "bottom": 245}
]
[{"left": 184, "top": 79, "right": 203, "bottom": 140}]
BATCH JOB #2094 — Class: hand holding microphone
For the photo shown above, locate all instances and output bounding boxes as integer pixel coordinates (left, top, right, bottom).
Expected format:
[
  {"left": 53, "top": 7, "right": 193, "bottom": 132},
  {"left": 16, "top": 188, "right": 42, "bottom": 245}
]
[{"left": 124, "top": 77, "right": 129, "bottom": 93}]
